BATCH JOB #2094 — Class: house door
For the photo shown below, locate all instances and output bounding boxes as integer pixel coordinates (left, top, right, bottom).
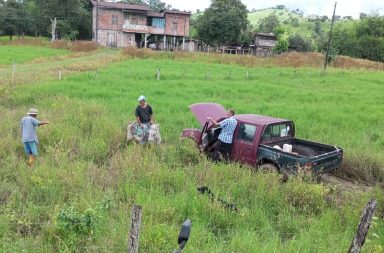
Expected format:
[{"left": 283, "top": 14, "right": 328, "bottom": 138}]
[{"left": 107, "top": 32, "right": 117, "bottom": 48}]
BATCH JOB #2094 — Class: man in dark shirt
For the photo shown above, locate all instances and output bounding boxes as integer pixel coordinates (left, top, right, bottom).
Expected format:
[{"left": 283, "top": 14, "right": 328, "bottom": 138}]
[
  {"left": 135, "top": 95, "right": 153, "bottom": 126},
  {"left": 135, "top": 95, "right": 154, "bottom": 144}
]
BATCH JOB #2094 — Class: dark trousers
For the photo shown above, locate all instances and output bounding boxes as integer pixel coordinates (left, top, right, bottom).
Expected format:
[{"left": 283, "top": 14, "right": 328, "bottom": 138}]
[{"left": 214, "top": 140, "right": 232, "bottom": 161}]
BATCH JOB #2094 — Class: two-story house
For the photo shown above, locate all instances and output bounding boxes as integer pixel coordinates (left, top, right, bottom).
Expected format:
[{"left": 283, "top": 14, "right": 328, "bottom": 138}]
[{"left": 91, "top": 1, "right": 190, "bottom": 50}]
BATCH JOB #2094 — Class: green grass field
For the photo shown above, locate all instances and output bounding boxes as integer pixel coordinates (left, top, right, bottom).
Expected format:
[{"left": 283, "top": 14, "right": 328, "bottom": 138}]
[
  {"left": 0, "top": 47, "right": 383, "bottom": 252},
  {"left": 0, "top": 45, "right": 69, "bottom": 65}
]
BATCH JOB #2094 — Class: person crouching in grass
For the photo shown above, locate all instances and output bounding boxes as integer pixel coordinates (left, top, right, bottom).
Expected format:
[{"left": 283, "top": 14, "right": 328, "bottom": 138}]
[{"left": 20, "top": 108, "right": 49, "bottom": 166}]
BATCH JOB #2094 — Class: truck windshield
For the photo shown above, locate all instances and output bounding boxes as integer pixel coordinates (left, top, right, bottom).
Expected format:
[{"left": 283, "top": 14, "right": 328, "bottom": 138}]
[{"left": 262, "top": 122, "right": 293, "bottom": 141}]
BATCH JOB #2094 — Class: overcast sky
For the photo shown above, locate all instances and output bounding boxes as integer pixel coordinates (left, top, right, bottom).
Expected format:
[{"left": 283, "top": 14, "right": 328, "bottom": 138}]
[{"left": 165, "top": 0, "right": 384, "bottom": 18}]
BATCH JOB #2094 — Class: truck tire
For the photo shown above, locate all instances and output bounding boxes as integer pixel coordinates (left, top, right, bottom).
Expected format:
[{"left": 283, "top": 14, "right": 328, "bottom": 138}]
[{"left": 258, "top": 163, "right": 278, "bottom": 173}]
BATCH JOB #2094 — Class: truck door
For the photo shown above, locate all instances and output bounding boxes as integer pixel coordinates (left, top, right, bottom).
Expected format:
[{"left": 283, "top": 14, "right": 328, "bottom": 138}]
[{"left": 232, "top": 123, "right": 258, "bottom": 166}]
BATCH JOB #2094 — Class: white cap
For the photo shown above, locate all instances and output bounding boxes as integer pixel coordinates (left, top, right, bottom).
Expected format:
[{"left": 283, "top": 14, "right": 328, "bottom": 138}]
[{"left": 137, "top": 95, "right": 146, "bottom": 102}]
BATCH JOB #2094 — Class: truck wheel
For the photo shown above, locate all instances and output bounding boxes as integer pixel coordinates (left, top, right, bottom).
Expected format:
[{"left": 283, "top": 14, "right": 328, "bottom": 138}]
[{"left": 258, "top": 163, "right": 278, "bottom": 173}]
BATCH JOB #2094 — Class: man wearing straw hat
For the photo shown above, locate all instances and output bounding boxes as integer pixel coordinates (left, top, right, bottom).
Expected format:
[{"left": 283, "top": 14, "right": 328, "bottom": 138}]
[{"left": 20, "top": 108, "right": 49, "bottom": 166}]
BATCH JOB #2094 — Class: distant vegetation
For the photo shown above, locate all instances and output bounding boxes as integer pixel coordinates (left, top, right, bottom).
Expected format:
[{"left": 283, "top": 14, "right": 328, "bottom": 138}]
[
  {"left": 193, "top": 4, "right": 384, "bottom": 62},
  {"left": 248, "top": 7, "right": 384, "bottom": 62}
]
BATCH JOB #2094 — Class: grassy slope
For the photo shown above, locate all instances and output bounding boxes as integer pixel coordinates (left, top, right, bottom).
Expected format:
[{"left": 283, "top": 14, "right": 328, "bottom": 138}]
[
  {"left": 0, "top": 48, "right": 383, "bottom": 252},
  {"left": 248, "top": 9, "right": 355, "bottom": 39},
  {"left": 0, "top": 45, "right": 69, "bottom": 65}
]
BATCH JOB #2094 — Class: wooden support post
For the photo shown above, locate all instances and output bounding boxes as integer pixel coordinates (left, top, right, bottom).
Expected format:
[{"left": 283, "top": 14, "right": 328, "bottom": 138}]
[
  {"left": 11, "top": 63, "right": 16, "bottom": 85},
  {"left": 324, "top": 2, "right": 337, "bottom": 71},
  {"left": 144, "top": 33, "right": 148, "bottom": 48},
  {"left": 50, "top": 17, "right": 57, "bottom": 42},
  {"left": 182, "top": 37, "right": 185, "bottom": 51},
  {"left": 57, "top": 68, "right": 62, "bottom": 80},
  {"left": 163, "top": 35, "right": 166, "bottom": 51},
  {"left": 348, "top": 199, "right": 377, "bottom": 253},
  {"left": 127, "top": 205, "right": 143, "bottom": 253},
  {"left": 157, "top": 68, "right": 161, "bottom": 80}
]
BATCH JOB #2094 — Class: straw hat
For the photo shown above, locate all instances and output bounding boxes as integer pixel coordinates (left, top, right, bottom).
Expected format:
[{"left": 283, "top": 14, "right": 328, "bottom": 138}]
[{"left": 27, "top": 108, "right": 38, "bottom": 115}]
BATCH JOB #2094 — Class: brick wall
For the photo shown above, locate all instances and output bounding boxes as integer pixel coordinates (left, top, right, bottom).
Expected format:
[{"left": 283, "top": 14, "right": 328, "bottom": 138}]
[
  {"left": 164, "top": 14, "right": 190, "bottom": 37},
  {"left": 97, "top": 30, "right": 136, "bottom": 48}
]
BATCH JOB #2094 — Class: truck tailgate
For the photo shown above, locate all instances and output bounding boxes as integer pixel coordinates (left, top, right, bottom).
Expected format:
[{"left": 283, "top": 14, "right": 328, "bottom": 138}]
[{"left": 311, "top": 148, "right": 343, "bottom": 173}]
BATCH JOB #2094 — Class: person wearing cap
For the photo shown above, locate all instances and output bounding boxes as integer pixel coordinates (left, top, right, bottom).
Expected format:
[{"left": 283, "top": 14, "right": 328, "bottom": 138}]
[
  {"left": 135, "top": 95, "right": 154, "bottom": 144},
  {"left": 20, "top": 108, "right": 49, "bottom": 166}
]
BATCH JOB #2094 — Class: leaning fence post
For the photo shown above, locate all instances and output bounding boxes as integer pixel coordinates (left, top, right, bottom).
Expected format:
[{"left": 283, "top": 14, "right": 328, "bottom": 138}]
[
  {"left": 156, "top": 68, "right": 161, "bottom": 80},
  {"left": 127, "top": 205, "right": 143, "bottom": 253},
  {"left": 11, "top": 63, "right": 16, "bottom": 85},
  {"left": 348, "top": 199, "right": 377, "bottom": 253}
]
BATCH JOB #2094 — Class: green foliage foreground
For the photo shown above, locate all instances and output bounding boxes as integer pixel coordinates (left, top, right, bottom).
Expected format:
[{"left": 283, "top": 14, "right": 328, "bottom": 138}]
[{"left": 0, "top": 55, "right": 384, "bottom": 252}]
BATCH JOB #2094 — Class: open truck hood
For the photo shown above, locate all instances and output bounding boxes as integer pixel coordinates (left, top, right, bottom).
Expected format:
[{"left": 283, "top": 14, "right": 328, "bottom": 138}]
[{"left": 189, "top": 103, "right": 227, "bottom": 127}]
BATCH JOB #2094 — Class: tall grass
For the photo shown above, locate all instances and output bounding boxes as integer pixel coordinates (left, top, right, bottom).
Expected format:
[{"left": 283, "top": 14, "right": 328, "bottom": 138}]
[
  {"left": 122, "top": 48, "right": 384, "bottom": 71},
  {"left": 0, "top": 47, "right": 383, "bottom": 252}
]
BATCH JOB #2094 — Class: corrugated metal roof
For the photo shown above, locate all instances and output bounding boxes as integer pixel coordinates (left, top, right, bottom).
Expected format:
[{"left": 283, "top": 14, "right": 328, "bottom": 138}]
[
  {"left": 148, "top": 11, "right": 164, "bottom": 17},
  {"left": 90, "top": 1, "right": 150, "bottom": 11},
  {"left": 164, "top": 10, "right": 191, "bottom": 15}
]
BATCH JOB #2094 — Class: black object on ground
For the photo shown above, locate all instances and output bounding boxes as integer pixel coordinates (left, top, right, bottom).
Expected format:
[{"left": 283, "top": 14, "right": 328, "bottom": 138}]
[{"left": 197, "top": 186, "right": 239, "bottom": 213}]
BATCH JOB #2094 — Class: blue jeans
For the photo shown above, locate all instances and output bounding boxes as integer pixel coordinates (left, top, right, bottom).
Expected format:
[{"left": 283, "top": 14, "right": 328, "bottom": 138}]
[{"left": 23, "top": 141, "right": 38, "bottom": 156}]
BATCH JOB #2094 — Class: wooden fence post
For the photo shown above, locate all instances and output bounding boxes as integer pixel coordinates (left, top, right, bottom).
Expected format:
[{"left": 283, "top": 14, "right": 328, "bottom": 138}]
[
  {"left": 127, "top": 205, "right": 143, "bottom": 253},
  {"left": 157, "top": 68, "right": 161, "bottom": 80},
  {"left": 348, "top": 199, "right": 377, "bottom": 253},
  {"left": 11, "top": 63, "right": 16, "bottom": 85},
  {"left": 57, "top": 68, "right": 62, "bottom": 80}
]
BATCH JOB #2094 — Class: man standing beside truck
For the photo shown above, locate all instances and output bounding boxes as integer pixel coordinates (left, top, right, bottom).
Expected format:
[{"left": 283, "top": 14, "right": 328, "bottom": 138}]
[{"left": 207, "top": 109, "right": 237, "bottom": 161}]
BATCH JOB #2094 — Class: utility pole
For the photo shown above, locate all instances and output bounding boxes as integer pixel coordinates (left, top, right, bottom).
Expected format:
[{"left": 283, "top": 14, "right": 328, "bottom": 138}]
[
  {"left": 323, "top": 2, "right": 337, "bottom": 71},
  {"left": 95, "top": 0, "right": 99, "bottom": 45},
  {"left": 50, "top": 17, "right": 57, "bottom": 42}
]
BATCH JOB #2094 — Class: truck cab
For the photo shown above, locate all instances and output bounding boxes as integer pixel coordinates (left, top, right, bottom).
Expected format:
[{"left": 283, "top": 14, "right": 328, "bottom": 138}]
[{"left": 182, "top": 103, "right": 343, "bottom": 174}]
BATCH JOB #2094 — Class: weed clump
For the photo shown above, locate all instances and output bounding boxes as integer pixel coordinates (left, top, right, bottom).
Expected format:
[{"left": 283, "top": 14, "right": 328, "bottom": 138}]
[{"left": 51, "top": 40, "right": 98, "bottom": 52}]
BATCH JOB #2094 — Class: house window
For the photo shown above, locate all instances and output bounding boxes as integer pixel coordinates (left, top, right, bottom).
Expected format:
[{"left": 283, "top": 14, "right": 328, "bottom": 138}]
[
  {"left": 112, "top": 15, "right": 118, "bottom": 25},
  {"left": 131, "top": 18, "right": 138, "bottom": 25},
  {"left": 172, "top": 22, "right": 178, "bottom": 32},
  {"left": 237, "top": 124, "right": 257, "bottom": 142}
]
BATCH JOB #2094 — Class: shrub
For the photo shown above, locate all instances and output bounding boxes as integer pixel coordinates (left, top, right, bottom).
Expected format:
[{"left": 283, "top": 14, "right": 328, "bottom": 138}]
[{"left": 52, "top": 206, "right": 98, "bottom": 251}]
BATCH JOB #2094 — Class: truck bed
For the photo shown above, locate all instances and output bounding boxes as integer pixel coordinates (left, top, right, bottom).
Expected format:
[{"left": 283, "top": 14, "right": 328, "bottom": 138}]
[{"left": 262, "top": 138, "right": 339, "bottom": 158}]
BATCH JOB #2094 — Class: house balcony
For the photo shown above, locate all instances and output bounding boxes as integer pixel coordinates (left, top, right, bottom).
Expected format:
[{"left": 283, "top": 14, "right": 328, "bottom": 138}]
[{"left": 122, "top": 21, "right": 165, "bottom": 35}]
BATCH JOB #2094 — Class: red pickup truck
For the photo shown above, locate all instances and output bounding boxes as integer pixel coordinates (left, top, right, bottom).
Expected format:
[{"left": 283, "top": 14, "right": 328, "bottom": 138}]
[{"left": 182, "top": 103, "right": 343, "bottom": 174}]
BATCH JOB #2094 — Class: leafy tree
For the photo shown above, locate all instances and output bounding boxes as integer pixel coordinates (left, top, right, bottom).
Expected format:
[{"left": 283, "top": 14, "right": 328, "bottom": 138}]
[
  {"left": 258, "top": 13, "right": 280, "bottom": 33},
  {"left": 288, "top": 34, "right": 312, "bottom": 52},
  {"left": 273, "top": 39, "right": 288, "bottom": 54},
  {"left": 0, "top": 0, "right": 32, "bottom": 40},
  {"left": 196, "top": 0, "right": 248, "bottom": 46},
  {"left": 313, "top": 21, "right": 322, "bottom": 35},
  {"left": 26, "top": 0, "right": 92, "bottom": 39}
]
